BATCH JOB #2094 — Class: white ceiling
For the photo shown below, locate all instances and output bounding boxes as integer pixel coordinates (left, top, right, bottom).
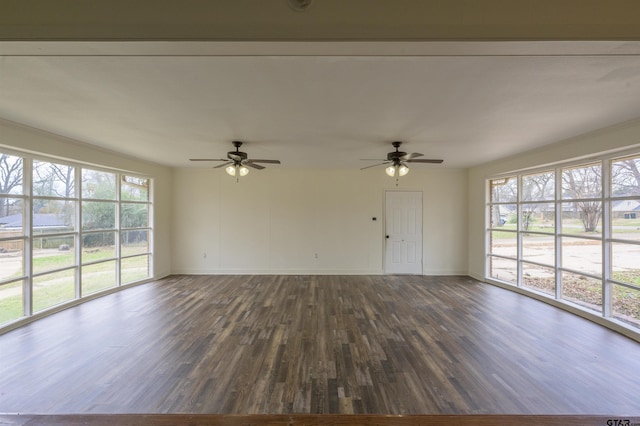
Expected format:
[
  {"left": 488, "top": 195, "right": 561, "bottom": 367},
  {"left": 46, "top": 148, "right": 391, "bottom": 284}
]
[{"left": 2, "top": 41, "right": 640, "bottom": 169}]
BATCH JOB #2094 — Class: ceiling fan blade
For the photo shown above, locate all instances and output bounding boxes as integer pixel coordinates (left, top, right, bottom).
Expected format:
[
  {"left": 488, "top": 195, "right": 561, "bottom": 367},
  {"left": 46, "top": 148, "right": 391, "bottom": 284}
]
[
  {"left": 400, "top": 152, "right": 424, "bottom": 160},
  {"left": 213, "top": 161, "right": 233, "bottom": 169},
  {"left": 406, "top": 158, "right": 444, "bottom": 164},
  {"left": 244, "top": 162, "right": 265, "bottom": 170},
  {"left": 360, "top": 159, "right": 386, "bottom": 161},
  {"left": 189, "top": 158, "right": 228, "bottom": 162},
  {"left": 246, "top": 159, "right": 281, "bottom": 164},
  {"left": 360, "top": 161, "right": 390, "bottom": 170}
]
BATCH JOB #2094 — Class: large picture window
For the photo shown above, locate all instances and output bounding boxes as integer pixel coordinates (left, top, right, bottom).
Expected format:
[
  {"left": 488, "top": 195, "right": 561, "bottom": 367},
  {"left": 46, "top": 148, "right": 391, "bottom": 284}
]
[
  {"left": 0, "top": 151, "right": 153, "bottom": 328},
  {"left": 486, "top": 152, "right": 640, "bottom": 332}
]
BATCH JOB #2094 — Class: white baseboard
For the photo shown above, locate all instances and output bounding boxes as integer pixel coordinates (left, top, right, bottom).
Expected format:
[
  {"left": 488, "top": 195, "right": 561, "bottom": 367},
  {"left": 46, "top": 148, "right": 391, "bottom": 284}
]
[
  {"left": 422, "top": 269, "right": 468, "bottom": 276},
  {"left": 170, "top": 269, "right": 385, "bottom": 275}
]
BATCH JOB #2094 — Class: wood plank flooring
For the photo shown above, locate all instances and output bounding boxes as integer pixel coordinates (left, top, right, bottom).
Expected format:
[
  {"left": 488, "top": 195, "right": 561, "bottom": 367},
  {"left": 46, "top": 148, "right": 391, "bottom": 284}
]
[{"left": 0, "top": 275, "right": 639, "bottom": 415}]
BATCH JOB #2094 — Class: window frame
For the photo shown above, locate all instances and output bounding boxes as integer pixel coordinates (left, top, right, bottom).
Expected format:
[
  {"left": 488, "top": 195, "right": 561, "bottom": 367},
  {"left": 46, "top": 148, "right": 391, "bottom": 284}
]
[
  {"left": 486, "top": 149, "right": 640, "bottom": 337},
  {"left": 0, "top": 149, "right": 153, "bottom": 330}
]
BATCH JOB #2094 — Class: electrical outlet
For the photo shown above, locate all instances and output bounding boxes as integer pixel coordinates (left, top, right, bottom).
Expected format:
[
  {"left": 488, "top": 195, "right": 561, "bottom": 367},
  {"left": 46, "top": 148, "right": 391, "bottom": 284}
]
[
  {"left": 314, "top": 253, "right": 318, "bottom": 259},
  {"left": 203, "top": 252, "right": 207, "bottom": 259}
]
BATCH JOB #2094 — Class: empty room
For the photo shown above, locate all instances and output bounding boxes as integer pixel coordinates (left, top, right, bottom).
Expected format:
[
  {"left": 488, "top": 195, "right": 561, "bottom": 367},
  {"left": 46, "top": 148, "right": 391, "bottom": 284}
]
[{"left": 1, "top": 1, "right": 640, "bottom": 425}]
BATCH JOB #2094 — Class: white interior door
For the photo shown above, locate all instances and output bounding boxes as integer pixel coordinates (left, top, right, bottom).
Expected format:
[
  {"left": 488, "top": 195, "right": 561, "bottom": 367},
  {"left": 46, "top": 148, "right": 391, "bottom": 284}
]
[{"left": 384, "top": 191, "right": 423, "bottom": 275}]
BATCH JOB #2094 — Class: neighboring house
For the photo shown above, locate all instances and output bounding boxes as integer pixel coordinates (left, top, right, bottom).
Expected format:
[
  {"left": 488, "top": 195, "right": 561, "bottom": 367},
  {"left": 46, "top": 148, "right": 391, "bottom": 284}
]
[
  {"left": 0, "top": 214, "right": 72, "bottom": 251},
  {"left": 498, "top": 205, "right": 517, "bottom": 224},
  {"left": 612, "top": 199, "right": 640, "bottom": 219},
  {"left": 0, "top": 213, "right": 70, "bottom": 230}
]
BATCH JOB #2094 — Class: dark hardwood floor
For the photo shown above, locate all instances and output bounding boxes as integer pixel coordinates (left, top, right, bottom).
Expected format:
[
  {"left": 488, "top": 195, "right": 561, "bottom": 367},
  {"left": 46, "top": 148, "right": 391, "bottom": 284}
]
[{"left": 0, "top": 275, "right": 639, "bottom": 416}]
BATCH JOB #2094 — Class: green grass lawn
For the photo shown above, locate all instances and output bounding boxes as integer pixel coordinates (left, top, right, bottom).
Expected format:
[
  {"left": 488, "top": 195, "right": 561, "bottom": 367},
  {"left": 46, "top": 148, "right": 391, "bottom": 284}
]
[
  {"left": 27, "top": 246, "right": 146, "bottom": 274},
  {"left": 0, "top": 282, "right": 23, "bottom": 325},
  {"left": 613, "top": 271, "right": 640, "bottom": 286},
  {"left": 612, "top": 217, "right": 640, "bottom": 228},
  {"left": 0, "top": 249, "right": 149, "bottom": 325}
]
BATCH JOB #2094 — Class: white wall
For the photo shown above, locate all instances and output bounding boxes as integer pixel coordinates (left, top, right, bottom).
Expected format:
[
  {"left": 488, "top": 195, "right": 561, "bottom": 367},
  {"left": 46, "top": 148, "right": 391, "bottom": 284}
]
[
  {"left": 172, "top": 167, "right": 468, "bottom": 275},
  {"left": 0, "top": 118, "right": 173, "bottom": 279},
  {"left": 467, "top": 118, "right": 640, "bottom": 280}
]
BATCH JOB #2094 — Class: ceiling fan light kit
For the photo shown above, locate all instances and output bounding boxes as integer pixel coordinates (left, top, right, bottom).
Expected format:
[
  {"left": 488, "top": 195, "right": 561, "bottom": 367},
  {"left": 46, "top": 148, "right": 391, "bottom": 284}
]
[
  {"left": 385, "top": 164, "right": 410, "bottom": 177},
  {"left": 225, "top": 164, "right": 250, "bottom": 177},
  {"left": 385, "top": 165, "right": 396, "bottom": 177}
]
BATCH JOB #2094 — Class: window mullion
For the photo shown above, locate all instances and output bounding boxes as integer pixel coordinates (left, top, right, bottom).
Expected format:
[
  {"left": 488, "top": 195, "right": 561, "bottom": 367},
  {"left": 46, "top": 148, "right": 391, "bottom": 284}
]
[
  {"left": 148, "top": 180, "right": 154, "bottom": 278},
  {"left": 485, "top": 181, "right": 491, "bottom": 278},
  {"left": 555, "top": 167, "right": 562, "bottom": 301},
  {"left": 23, "top": 158, "right": 33, "bottom": 317},
  {"left": 75, "top": 165, "right": 82, "bottom": 299},
  {"left": 116, "top": 174, "right": 121, "bottom": 286},
  {"left": 602, "top": 159, "right": 612, "bottom": 318},
  {"left": 517, "top": 175, "right": 523, "bottom": 287}
]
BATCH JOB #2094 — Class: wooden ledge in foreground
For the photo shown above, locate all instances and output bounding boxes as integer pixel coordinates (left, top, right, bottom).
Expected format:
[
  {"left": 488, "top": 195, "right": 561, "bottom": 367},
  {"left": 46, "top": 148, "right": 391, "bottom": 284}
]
[{"left": 1, "top": 414, "right": 639, "bottom": 426}]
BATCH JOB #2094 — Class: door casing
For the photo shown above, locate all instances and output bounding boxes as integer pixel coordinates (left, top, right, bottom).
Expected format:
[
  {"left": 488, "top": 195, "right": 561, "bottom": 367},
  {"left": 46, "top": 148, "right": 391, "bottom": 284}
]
[{"left": 384, "top": 190, "right": 423, "bottom": 275}]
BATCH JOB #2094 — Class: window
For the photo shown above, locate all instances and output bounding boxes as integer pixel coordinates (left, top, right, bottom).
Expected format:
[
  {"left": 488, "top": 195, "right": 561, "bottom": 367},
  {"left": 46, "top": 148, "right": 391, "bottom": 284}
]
[
  {"left": 486, "top": 153, "right": 640, "bottom": 333},
  {"left": 610, "top": 155, "right": 640, "bottom": 328},
  {"left": 32, "top": 160, "right": 76, "bottom": 312},
  {"left": 488, "top": 177, "right": 518, "bottom": 283},
  {"left": 0, "top": 151, "right": 153, "bottom": 328},
  {"left": 120, "top": 176, "right": 151, "bottom": 284},
  {"left": 81, "top": 168, "right": 117, "bottom": 295},
  {"left": 0, "top": 154, "right": 25, "bottom": 325}
]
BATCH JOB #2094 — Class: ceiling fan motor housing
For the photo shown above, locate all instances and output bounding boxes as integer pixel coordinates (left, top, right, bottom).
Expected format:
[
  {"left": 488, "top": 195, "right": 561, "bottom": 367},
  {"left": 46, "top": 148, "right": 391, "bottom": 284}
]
[
  {"left": 228, "top": 151, "right": 248, "bottom": 161},
  {"left": 388, "top": 152, "right": 407, "bottom": 161},
  {"left": 388, "top": 141, "right": 406, "bottom": 161}
]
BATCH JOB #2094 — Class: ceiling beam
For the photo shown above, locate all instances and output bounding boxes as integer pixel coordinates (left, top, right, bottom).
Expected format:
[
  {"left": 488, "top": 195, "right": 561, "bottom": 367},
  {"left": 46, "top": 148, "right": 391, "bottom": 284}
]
[{"left": 2, "top": 0, "right": 640, "bottom": 42}]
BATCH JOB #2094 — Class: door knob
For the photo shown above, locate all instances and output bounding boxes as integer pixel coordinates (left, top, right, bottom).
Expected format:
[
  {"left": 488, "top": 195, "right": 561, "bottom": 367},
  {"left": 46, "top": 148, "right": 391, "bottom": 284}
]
[{"left": 386, "top": 235, "right": 389, "bottom": 239}]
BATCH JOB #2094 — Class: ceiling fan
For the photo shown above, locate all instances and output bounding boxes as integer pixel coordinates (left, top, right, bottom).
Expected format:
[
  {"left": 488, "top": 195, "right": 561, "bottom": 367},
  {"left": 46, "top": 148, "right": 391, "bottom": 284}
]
[
  {"left": 190, "top": 141, "right": 281, "bottom": 181},
  {"left": 360, "top": 141, "right": 443, "bottom": 177}
]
